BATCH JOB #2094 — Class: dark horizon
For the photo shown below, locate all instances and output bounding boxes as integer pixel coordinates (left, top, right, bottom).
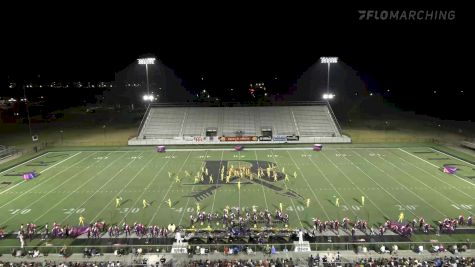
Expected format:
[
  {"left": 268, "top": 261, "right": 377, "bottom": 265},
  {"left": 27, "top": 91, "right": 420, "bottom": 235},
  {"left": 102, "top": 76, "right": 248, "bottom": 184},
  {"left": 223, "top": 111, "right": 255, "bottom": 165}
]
[{"left": 3, "top": 4, "right": 472, "bottom": 120}]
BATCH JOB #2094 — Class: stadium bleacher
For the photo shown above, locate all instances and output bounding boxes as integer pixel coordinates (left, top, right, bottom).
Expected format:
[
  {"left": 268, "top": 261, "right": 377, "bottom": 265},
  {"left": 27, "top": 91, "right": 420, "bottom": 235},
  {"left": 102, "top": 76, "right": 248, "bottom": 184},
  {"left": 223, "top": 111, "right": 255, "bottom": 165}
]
[
  {"left": 129, "top": 102, "right": 351, "bottom": 145},
  {"left": 134, "top": 103, "right": 349, "bottom": 144}
]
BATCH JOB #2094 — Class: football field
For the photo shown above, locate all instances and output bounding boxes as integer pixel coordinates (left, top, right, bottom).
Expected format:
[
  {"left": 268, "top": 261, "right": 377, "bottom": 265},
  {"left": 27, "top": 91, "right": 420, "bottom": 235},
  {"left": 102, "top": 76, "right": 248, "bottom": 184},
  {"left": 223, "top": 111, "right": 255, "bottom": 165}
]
[{"left": 1, "top": 146, "right": 474, "bottom": 234}]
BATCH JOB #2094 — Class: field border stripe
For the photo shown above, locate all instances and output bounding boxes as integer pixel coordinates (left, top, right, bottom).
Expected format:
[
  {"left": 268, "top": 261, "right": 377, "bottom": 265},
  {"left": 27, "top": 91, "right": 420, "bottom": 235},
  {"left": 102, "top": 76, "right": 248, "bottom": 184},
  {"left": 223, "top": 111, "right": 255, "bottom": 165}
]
[
  {"left": 388, "top": 149, "right": 475, "bottom": 201},
  {"left": 352, "top": 150, "right": 448, "bottom": 217},
  {"left": 0, "top": 152, "right": 50, "bottom": 175},
  {"left": 399, "top": 148, "right": 475, "bottom": 187},
  {"left": 48, "top": 147, "right": 403, "bottom": 153},
  {"left": 430, "top": 147, "right": 475, "bottom": 168},
  {"left": 0, "top": 152, "right": 82, "bottom": 196}
]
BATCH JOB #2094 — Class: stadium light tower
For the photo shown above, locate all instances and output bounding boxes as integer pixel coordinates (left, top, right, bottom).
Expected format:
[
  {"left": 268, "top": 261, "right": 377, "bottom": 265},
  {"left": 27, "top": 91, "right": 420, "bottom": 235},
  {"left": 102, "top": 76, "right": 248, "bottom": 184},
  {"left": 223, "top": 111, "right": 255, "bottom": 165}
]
[
  {"left": 320, "top": 57, "right": 338, "bottom": 99},
  {"left": 137, "top": 57, "right": 156, "bottom": 95}
]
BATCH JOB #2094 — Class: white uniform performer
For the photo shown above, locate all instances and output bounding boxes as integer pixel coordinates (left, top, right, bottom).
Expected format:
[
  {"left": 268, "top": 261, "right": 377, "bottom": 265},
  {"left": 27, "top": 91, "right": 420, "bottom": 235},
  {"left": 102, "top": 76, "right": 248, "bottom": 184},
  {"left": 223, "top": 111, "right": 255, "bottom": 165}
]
[{"left": 175, "top": 231, "right": 183, "bottom": 244}]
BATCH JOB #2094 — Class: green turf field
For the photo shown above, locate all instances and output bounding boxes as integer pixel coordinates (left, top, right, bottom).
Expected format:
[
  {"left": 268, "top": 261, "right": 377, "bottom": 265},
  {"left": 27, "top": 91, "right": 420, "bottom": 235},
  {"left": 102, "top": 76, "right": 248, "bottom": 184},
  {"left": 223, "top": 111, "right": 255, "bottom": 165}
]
[{"left": 1, "top": 146, "right": 474, "bottom": 234}]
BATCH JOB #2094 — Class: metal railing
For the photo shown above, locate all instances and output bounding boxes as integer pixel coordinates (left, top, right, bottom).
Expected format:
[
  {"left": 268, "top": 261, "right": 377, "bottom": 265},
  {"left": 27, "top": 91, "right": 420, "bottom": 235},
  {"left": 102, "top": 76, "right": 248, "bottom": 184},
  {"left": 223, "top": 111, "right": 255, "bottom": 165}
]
[
  {"left": 1, "top": 240, "right": 471, "bottom": 255},
  {"left": 325, "top": 102, "right": 343, "bottom": 137},
  {"left": 136, "top": 104, "right": 152, "bottom": 138}
]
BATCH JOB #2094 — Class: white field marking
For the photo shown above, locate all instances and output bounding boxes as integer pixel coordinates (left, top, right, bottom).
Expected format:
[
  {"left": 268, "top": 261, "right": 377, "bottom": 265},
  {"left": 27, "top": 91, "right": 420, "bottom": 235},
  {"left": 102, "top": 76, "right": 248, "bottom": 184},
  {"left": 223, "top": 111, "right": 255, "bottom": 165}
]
[
  {"left": 286, "top": 151, "right": 332, "bottom": 220},
  {"left": 430, "top": 147, "right": 475, "bottom": 168},
  {"left": 300, "top": 151, "right": 357, "bottom": 218},
  {"left": 148, "top": 151, "right": 193, "bottom": 226},
  {"left": 252, "top": 150, "right": 269, "bottom": 211},
  {"left": 336, "top": 149, "right": 425, "bottom": 218},
  {"left": 238, "top": 150, "right": 241, "bottom": 208},
  {"left": 178, "top": 150, "right": 209, "bottom": 226},
  {"left": 318, "top": 151, "right": 391, "bottom": 220},
  {"left": 90, "top": 154, "right": 159, "bottom": 222},
  {"left": 0, "top": 152, "right": 86, "bottom": 206},
  {"left": 270, "top": 149, "right": 304, "bottom": 228},
  {"left": 120, "top": 152, "right": 178, "bottom": 225},
  {"left": 0, "top": 152, "right": 103, "bottom": 224},
  {"left": 0, "top": 152, "right": 53, "bottom": 175},
  {"left": 58, "top": 152, "right": 144, "bottom": 224},
  {"left": 210, "top": 150, "right": 225, "bottom": 213},
  {"left": 71, "top": 147, "right": 401, "bottom": 153},
  {"left": 0, "top": 152, "right": 83, "bottom": 195},
  {"left": 386, "top": 149, "right": 475, "bottom": 201},
  {"left": 352, "top": 150, "right": 447, "bottom": 217},
  {"left": 399, "top": 148, "right": 475, "bottom": 187},
  {"left": 27, "top": 152, "right": 129, "bottom": 223}
]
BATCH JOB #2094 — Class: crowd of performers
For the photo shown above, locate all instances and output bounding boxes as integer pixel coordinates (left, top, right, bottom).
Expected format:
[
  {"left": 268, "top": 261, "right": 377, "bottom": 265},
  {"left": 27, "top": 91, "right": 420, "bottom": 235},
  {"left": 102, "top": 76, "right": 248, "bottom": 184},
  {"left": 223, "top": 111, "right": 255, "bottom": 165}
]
[
  {"left": 10, "top": 213, "right": 472, "bottom": 242},
  {"left": 189, "top": 207, "right": 289, "bottom": 228},
  {"left": 180, "top": 164, "right": 297, "bottom": 186}
]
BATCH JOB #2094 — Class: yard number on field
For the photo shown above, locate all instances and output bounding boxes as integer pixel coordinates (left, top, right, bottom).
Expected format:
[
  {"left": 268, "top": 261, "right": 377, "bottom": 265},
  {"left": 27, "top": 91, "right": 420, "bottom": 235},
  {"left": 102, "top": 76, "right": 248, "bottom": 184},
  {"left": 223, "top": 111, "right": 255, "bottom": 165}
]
[
  {"left": 10, "top": 209, "right": 31, "bottom": 215},
  {"left": 341, "top": 205, "right": 361, "bottom": 211},
  {"left": 395, "top": 204, "right": 417, "bottom": 211},
  {"left": 451, "top": 204, "right": 472, "bottom": 210},
  {"left": 63, "top": 208, "right": 85, "bottom": 214},
  {"left": 119, "top": 208, "right": 140, "bottom": 213}
]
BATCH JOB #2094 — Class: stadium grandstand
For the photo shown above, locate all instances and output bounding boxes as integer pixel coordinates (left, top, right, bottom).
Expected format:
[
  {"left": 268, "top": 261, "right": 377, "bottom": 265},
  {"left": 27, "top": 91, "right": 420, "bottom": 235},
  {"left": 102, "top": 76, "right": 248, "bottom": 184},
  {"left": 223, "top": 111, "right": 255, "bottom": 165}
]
[{"left": 129, "top": 102, "right": 351, "bottom": 145}]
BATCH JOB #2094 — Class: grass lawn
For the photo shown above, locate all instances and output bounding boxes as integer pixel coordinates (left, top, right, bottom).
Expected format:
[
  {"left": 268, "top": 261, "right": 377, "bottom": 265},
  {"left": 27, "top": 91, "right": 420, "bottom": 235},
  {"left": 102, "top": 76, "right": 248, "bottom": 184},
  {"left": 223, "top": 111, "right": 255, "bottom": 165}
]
[{"left": 1, "top": 145, "right": 474, "bottom": 248}]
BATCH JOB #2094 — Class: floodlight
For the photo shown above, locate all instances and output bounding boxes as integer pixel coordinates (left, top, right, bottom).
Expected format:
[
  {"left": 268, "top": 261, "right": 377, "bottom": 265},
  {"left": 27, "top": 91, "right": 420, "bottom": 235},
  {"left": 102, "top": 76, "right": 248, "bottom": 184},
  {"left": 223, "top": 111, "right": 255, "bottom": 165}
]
[
  {"left": 322, "top": 93, "right": 335, "bottom": 100},
  {"left": 137, "top": 58, "right": 156, "bottom": 65},
  {"left": 320, "top": 57, "right": 338, "bottom": 64},
  {"left": 143, "top": 94, "right": 155, "bottom": 101}
]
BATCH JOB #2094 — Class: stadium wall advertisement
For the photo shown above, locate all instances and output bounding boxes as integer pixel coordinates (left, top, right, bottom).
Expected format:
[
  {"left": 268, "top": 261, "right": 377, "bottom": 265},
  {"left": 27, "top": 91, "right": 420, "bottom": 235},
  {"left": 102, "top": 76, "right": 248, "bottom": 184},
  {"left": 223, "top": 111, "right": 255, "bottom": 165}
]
[
  {"left": 286, "top": 135, "right": 300, "bottom": 141},
  {"left": 258, "top": 136, "right": 272, "bottom": 141},
  {"left": 219, "top": 136, "right": 258, "bottom": 142},
  {"left": 273, "top": 135, "right": 287, "bottom": 141}
]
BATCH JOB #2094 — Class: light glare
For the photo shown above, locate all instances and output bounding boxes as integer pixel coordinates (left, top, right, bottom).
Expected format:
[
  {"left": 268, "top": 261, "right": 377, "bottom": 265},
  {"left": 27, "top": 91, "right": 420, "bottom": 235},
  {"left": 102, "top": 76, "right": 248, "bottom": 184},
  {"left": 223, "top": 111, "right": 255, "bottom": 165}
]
[
  {"left": 137, "top": 57, "right": 156, "bottom": 65},
  {"left": 320, "top": 57, "right": 338, "bottom": 64}
]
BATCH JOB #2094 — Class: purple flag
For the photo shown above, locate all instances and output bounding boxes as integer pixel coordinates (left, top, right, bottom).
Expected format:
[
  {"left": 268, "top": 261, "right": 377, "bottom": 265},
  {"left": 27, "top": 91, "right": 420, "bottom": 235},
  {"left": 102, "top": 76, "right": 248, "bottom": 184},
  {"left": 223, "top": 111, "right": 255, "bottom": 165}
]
[{"left": 443, "top": 166, "right": 457, "bottom": 174}]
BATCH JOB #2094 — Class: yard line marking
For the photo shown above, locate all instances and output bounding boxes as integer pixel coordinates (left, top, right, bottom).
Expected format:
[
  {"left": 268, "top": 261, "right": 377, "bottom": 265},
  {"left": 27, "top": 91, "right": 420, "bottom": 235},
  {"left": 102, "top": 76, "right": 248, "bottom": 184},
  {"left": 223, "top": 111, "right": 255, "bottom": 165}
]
[
  {"left": 12, "top": 151, "right": 117, "bottom": 223},
  {"left": 271, "top": 149, "right": 304, "bottom": 228},
  {"left": 15, "top": 153, "right": 124, "bottom": 224},
  {"left": 0, "top": 152, "right": 53, "bottom": 175},
  {"left": 118, "top": 152, "right": 176, "bottom": 224},
  {"left": 319, "top": 151, "right": 390, "bottom": 221},
  {"left": 0, "top": 152, "right": 83, "bottom": 195},
  {"left": 253, "top": 150, "right": 269, "bottom": 211},
  {"left": 90, "top": 154, "right": 159, "bottom": 222},
  {"left": 430, "top": 147, "right": 475, "bottom": 168},
  {"left": 238, "top": 150, "right": 241, "bottom": 208},
  {"left": 400, "top": 148, "right": 475, "bottom": 187},
  {"left": 335, "top": 149, "right": 421, "bottom": 219},
  {"left": 68, "top": 147, "right": 401, "bottom": 153},
  {"left": 388, "top": 149, "right": 475, "bottom": 201},
  {"left": 0, "top": 152, "right": 105, "bottom": 225},
  {"left": 148, "top": 151, "right": 193, "bottom": 226},
  {"left": 286, "top": 151, "right": 331, "bottom": 220},
  {"left": 178, "top": 150, "right": 209, "bottom": 226},
  {"left": 301, "top": 152, "right": 357, "bottom": 218},
  {"left": 210, "top": 150, "right": 225, "bottom": 213},
  {"left": 0, "top": 152, "right": 87, "bottom": 207},
  {"left": 353, "top": 150, "right": 447, "bottom": 217},
  {"left": 58, "top": 152, "right": 144, "bottom": 224}
]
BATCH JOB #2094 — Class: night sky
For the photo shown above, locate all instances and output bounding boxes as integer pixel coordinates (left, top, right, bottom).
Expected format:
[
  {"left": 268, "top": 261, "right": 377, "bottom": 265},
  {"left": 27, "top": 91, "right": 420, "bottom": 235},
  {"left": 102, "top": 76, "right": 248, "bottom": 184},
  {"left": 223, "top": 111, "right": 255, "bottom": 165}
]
[{"left": 4, "top": 4, "right": 472, "bottom": 120}]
